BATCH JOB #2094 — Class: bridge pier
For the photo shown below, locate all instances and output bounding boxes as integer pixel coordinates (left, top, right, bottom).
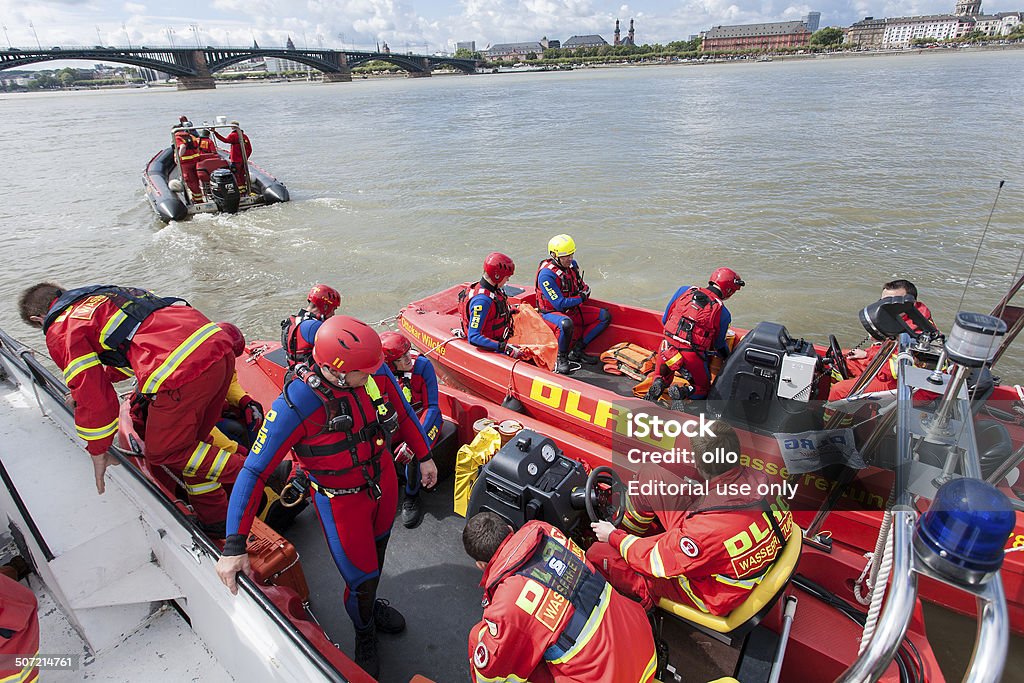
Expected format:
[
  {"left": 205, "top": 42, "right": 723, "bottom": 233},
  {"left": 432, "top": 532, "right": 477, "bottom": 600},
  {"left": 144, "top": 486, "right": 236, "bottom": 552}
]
[
  {"left": 322, "top": 71, "right": 352, "bottom": 83},
  {"left": 176, "top": 76, "right": 217, "bottom": 90}
]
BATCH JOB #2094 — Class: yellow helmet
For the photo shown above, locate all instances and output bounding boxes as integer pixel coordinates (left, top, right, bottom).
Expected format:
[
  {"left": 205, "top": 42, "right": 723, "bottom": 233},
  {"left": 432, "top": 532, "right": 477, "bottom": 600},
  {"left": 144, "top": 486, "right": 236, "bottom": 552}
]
[{"left": 548, "top": 234, "right": 576, "bottom": 258}]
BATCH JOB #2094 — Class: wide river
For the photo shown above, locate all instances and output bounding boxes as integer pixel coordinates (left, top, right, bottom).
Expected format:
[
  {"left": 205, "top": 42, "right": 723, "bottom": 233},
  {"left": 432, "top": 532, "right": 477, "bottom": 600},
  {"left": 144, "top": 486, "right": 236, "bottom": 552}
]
[{"left": 1, "top": 47, "right": 1023, "bottom": 679}]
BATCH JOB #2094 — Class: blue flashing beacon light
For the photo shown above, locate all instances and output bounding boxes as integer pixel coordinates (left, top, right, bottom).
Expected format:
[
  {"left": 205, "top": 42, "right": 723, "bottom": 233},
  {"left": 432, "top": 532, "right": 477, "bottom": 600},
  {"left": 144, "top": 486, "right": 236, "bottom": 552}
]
[{"left": 913, "top": 478, "right": 1015, "bottom": 585}]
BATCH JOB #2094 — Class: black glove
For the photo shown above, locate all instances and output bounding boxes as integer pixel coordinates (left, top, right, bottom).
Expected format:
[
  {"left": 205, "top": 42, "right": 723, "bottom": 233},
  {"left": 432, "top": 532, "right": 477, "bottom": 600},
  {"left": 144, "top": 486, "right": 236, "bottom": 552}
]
[
  {"left": 239, "top": 396, "right": 264, "bottom": 434},
  {"left": 580, "top": 286, "right": 591, "bottom": 303}
]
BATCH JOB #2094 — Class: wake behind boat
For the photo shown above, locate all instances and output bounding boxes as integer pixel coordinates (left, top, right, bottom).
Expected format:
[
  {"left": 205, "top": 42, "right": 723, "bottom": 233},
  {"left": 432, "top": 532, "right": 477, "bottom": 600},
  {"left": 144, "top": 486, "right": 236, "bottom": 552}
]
[{"left": 143, "top": 118, "right": 289, "bottom": 222}]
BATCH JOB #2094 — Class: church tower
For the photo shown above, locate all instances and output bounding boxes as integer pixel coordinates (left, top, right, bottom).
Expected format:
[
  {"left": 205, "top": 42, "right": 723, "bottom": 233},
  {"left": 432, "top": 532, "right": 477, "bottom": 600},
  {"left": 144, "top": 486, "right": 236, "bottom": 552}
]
[
  {"left": 955, "top": 0, "right": 982, "bottom": 15},
  {"left": 614, "top": 19, "right": 621, "bottom": 46},
  {"left": 627, "top": 18, "right": 635, "bottom": 45}
]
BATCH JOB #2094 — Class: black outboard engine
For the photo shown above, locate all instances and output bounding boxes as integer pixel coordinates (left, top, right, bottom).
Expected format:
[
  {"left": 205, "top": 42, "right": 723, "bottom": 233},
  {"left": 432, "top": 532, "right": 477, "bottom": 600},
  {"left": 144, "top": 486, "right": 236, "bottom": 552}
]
[
  {"left": 209, "top": 168, "right": 241, "bottom": 213},
  {"left": 707, "top": 322, "right": 827, "bottom": 433},
  {"left": 467, "top": 430, "right": 588, "bottom": 532}
]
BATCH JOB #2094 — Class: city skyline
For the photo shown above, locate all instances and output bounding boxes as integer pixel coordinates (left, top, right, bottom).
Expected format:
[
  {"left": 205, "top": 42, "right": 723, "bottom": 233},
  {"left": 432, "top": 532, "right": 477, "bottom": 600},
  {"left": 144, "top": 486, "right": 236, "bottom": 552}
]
[{"left": 1, "top": 0, "right": 1017, "bottom": 53}]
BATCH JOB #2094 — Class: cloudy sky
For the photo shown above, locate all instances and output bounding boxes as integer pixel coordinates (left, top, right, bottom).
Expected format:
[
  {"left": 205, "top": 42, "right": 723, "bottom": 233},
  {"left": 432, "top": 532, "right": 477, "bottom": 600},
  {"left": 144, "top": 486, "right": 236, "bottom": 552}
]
[{"left": 0, "top": 0, "right": 1001, "bottom": 52}]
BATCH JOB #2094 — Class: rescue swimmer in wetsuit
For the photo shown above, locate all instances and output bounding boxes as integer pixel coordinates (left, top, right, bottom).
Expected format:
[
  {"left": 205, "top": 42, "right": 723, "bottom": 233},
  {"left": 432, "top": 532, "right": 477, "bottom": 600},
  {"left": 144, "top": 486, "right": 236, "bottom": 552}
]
[
  {"left": 215, "top": 316, "right": 438, "bottom": 678},
  {"left": 18, "top": 283, "right": 247, "bottom": 536},
  {"left": 536, "top": 234, "right": 611, "bottom": 375},
  {"left": 280, "top": 283, "right": 342, "bottom": 377},
  {"left": 380, "top": 331, "right": 441, "bottom": 529},
  {"left": 588, "top": 420, "right": 794, "bottom": 617},
  {"left": 649, "top": 267, "right": 745, "bottom": 402},
  {"left": 463, "top": 511, "right": 658, "bottom": 683},
  {"left": 461, "top": 252, "right": 526, "bottom": 360}
]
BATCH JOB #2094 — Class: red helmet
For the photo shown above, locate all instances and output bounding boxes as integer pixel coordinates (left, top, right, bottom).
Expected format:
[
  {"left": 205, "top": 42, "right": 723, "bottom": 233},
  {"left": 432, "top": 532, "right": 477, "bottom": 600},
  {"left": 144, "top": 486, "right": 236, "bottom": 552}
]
[
  {"left": 483, "top": 252, "right": 515, "bottom": 282},
  {"left": 218, "top": 322, "right": 246, "bottom": 357},
  {"left": 380, "top": 331, "right": 412, "bottom": 363},
  {"left": 307, "top": 284, "right": 341, "bottom": 318},
  {"left": 312, "top": 316, "right": 384, "bottom": 374},
  {"left": 709, "top": 267, "right": 745, "bottom": 299}
]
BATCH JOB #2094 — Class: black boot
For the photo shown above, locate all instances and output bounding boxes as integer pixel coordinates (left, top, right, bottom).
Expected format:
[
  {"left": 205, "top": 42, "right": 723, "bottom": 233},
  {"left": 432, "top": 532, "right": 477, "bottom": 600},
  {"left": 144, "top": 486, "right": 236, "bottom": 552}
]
[
  {"left": 401, "top": 493, "right": 424, "bottom": 529},
  {"left": 354, "top": 624, "right": 379, "bottom": 677},
  {"left": 644, "top": 376, "right": 666, "bottom": 403},
  {"left": 555, "top": 353, "right": 571, "bottom": 374},
  {"left": 568, "top": 341, "right": 599, "bottom": 365},
  {"left": 373, "top": 598, "right": 407, "bottom": 634}
]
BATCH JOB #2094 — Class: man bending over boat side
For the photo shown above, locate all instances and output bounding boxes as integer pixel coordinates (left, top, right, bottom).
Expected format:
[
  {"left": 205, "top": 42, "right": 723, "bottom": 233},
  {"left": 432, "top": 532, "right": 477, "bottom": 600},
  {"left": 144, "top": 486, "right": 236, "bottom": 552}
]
[
  {"left": 460, "top": 252, "right": 527, "bottom": 360},
  {"left": 463, "top": 511, "right": 658, "bottom": 683},
  {"left": 536, "top": 233, "right": 611, "bottom": 374},
  {"left": 215, "top": 316, "right": 438, "bottom": 678},
  {"left": 18, "top": 283, "right": 248, "bottom": 537},
  {"left": 587, "top": 421, "right": 794, "bottom": 616},
  {"left": 648, "top": 267, "right": 745, "bottom": 402}
]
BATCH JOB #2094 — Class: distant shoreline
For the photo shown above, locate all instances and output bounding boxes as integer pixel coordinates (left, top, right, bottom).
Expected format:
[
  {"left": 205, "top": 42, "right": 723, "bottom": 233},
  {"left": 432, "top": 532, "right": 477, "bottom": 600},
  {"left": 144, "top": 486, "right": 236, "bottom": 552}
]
[{"left": 4, "top": 42, "right": 1021, "bottom": 95}]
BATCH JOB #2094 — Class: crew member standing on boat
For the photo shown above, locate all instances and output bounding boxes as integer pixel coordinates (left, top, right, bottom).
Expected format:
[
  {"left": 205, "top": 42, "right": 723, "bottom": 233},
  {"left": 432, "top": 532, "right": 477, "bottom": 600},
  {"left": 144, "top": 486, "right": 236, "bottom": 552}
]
[
  {"left": 651, "top": 267, "right": 744, "bottom": 401},
  {"left": 461, "top": 252, "right": 525, "bottom": 359},
  {"left": 175, "top": 124, "right": 203, "bottom": 201},
  {"left": 463, "top": 512, "right": 658, "bottom": 683},
  {"left": 281, "top": 284, "right": 342, "bottom": 375},
  {"left": 215, "top": 316, "right": 437, "bottom": 678},
  {"left": 196, "top": 128, "right": 218, "bottom": 156},
  {"left": 18, "top": 283, "right": 246, "bottom": 535},
  {"left": 380, "top": 331, "right": 441, "bottom": 529},
  {"left": 536, "top": 234, "right": 611, "bottom": 374},
  {"left": 213, "top": 121, "right": 252, "bottom": 191}
]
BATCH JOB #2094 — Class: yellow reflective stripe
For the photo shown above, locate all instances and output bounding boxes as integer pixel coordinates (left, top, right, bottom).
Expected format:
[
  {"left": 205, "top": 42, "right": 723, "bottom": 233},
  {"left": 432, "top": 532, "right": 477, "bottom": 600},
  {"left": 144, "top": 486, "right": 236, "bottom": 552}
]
[
  {"left": 625, "top": 496, "right": 655, "bottom": 522},
  {"left": 141, "top": 322, "right": 221, "bottom": 394},
  {"left": 1, "top": 652, "right": 40, "bottom": 683},
  {"left": 113, "top": 365, "right": 135, "bottom": 377},
  {"left": 714, "top": 573, "right": 762, "bottom": 590},
  {"left": 618, "top": 534, "right": 639, "bottom": 562},
  {"left": 621, "top": 516, "right": 650, "bottom": 535},
  {"left": 206, "top": 448, "right": 231, "bottom": 481},
  {"left": 677, "top": 575, "right": 710, "bottom": 613},
  {"left": 547, "top": 583, "right": 612, "bottom": 664},
  {"left": 186, "top": 481, "right": 222, "bottom": 495},
  {"left": 638, "top": 649, "right": 658, "bottom": 683},
  {"left": 76, "top": 418, "right": 119, "bottom": 441},
  {"left": 183, "top": 442, "right": 212, "bottom": 477},
  {"left": 99, "top": 309, "right": 129, "bottom": 350},
  {"left": 650, "top": 545, "right": 667, "bottom": 578},
  {"left": 63, "top": 352, "right": 101, "bottom": 384}
]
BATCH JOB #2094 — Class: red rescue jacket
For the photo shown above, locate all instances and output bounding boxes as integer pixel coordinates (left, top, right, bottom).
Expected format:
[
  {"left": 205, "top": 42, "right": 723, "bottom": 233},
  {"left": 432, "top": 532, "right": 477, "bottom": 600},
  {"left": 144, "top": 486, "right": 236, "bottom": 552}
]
[
  {"left": 281, "top": 309, "right": 316, "bottom": 367},
  {"left": 0, "top": 574, "right": 40, "bottom": 683},
  {"left": 663, "top": 286, "right": 723, "bottom": 353},
  {"left": 460, "top": 280, "right": 513, "bottom": 342},
  {"left": 608, "top": 468, "right": 794, "bottom": 616},
  {"left": 470, "top": 521, "right": 657, "bottom": 683},
  {"left": 43, "top": 286, "right": 233, "bottom": 455}
]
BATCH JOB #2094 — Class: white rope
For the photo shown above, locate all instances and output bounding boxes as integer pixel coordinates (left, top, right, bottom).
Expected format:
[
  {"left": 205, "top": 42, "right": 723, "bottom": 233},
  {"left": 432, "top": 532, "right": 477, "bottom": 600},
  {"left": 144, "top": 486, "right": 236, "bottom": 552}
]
[
  {"left": 859, "top": 518, "right": 894, "bottom": 654},
  {"left": 853, "top": 508, "right": 894, "bottom": 606}
]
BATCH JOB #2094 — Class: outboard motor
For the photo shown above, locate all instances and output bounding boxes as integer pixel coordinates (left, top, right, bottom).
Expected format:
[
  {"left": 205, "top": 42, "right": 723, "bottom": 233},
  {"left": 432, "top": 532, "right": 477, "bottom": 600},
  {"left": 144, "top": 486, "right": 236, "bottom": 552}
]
[
  {"left": 707, "top": 322, "right": 828, "bottom": 433},
  {"left": 467, "top": 430, "right": 588, "bottom": 532},
  {"left": 209, "top": 168, "right": 241, "bottom": 213}
]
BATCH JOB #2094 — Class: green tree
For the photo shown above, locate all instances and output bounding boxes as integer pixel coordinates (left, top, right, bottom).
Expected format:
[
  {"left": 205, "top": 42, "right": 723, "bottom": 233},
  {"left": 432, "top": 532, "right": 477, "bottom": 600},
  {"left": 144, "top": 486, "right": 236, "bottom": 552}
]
[
  {"left": 809, "top": 27, "right": 845, "bottom": 47},
  {"left": 1008, "top": 23, "right": 1024, "bottom": 40},
  {"left": 963, "top": 29, "right": 987, "bottom": 42}
]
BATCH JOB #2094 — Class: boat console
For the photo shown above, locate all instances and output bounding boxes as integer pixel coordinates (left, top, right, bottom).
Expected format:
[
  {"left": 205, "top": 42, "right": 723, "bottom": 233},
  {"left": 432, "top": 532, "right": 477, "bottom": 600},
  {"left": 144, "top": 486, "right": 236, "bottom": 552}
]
[
  {"left": 466, "top": 430, "right": 590, "bottom": 533},
  {"left": 707, "top": 322, "right": 830, "bottom": 433}
]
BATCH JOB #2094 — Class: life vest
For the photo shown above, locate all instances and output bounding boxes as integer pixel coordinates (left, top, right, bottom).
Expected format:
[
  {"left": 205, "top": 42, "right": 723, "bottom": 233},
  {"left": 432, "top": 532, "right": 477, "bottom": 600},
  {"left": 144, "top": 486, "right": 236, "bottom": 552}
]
[
  {"left": 280, "top": 309, "right": 315, "bottom": 367},
  {"left": 393, "top": 349, "right": 423, "bottom": 410},
  {"left": 459, "top": 280, "right": 513, "bottom": 341},
  {"left": 663, "top": 286, "right": 723, "bottom": 353},
  {"left": 178, "top": 135, "right": 200, "bottom": 163},
  {"left": 284, "top": 364, "right": 396, "bottom": 488},
  {"left": 43, "top": 285, "right": 187, "bottom": 368},
  {"left": 535, "top": 258, "right": 584, "bottom": 313},
  {"left": 197, "top": 137, "right": 217, "bottom": 154}
]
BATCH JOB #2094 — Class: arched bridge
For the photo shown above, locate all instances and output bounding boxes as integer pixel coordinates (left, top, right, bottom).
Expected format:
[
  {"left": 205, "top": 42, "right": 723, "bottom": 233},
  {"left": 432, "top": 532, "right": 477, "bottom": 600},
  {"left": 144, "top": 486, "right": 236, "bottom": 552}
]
[{"left": 0, "top": 46, "right": 478, "bottom": 89}]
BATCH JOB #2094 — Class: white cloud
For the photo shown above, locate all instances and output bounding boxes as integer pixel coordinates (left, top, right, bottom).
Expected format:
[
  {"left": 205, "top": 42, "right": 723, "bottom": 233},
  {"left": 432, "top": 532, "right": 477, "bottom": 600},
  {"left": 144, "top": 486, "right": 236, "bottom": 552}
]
[{"left": 123, "top": 2, "right": 146, "bottom": 13}]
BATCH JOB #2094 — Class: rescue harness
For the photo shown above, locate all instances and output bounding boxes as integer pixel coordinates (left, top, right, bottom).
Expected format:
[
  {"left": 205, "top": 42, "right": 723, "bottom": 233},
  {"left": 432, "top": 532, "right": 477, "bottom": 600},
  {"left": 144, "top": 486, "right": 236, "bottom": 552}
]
[
  {"left": 459, "top": 279, "right": 514, "bottom": 341},
  {"left": 663, "top": 286, "right": 723, "bottom": 354}
]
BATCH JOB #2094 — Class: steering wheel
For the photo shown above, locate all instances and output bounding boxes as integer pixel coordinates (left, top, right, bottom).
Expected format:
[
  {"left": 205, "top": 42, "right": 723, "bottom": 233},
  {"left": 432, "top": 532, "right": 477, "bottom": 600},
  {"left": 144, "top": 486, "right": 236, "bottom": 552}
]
[
  {"left": 827, "top": 334, "right": 851, "bottom": 380},
  {"left": 585, "top": 466, "right": 626, "bottom": 526}
]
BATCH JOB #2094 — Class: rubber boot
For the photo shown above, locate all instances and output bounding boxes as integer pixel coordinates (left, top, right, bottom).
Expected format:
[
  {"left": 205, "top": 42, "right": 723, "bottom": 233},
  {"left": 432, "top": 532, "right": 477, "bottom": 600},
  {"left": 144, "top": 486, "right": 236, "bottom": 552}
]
[
  {"left": 373, "top": 598, "right": 407, "bottom": 634},
  {"left": 401, "top": 493, "right": 424, "bottom": 529},
  {"left": 554, "top": 352, "right": 571, "bottom": 375},
  {"left": 354, "top": 624, "right": 379, "bottom": 678},
  {"left": 568, "top": 341, "right": 600, "bottom": 365},
  {"left": 644, "top": 376, "right": 666, "bottom": 403}
]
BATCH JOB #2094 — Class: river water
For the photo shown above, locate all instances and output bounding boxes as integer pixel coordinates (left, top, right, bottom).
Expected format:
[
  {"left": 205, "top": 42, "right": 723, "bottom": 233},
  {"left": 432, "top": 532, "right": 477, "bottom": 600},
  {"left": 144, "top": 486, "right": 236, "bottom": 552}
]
[
  {"left": 2, "top": 50, "right": 1023, "bottom": 380},
  {"left": 2, "top": 49, "right": 1024, "bottom": 679}
]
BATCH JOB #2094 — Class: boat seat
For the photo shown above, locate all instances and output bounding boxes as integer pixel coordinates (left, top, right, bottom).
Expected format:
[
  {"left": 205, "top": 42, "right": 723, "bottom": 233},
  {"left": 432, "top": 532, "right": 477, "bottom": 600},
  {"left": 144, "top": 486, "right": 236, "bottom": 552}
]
[
  {"left": 196, "top": 157, "right": 230, "bottom": 179},
  {"left": 656, "top": 524, "right": 802, "bottom": 646}
]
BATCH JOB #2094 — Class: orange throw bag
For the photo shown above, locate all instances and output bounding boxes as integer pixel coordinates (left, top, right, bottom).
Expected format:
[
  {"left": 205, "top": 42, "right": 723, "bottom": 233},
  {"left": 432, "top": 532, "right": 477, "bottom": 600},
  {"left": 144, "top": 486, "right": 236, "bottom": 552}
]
[{"left": 508, "top": 306, "right": 559, "bottom": 371}]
